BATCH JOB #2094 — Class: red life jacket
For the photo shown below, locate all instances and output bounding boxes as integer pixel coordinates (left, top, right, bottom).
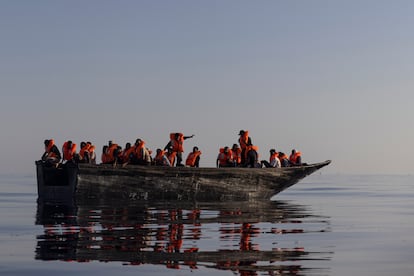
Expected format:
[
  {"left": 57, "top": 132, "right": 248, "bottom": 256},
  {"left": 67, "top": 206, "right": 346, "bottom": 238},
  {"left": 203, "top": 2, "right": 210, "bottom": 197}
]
[
  {"left": 289, "top": 151, "right": 302, "bottom": 164},
  {"left": 170, "top": 133, "right": 184, "bottom": 153}
]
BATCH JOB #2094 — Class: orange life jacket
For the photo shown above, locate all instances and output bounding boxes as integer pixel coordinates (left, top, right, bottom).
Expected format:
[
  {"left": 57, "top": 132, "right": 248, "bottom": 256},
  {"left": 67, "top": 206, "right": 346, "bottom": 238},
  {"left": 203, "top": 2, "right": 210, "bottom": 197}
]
[
  {"left": 170, "top": 133, "right": 184, "bottom": 153},
  {"left": 155, "top": 150, "right": 167, "bottom": 164},
  {"left": 238, "top": 131, "right": 249, "bottom": 150},
  {"left": 167, "top": 151, "right": 177, "bottom": 166},
  {"left": 122, "top": 146, "right": 135, "bottom": 162},
  {"left": 185, "top": 150, "right": 202, "bottom": 167},
  {"left": 244, "top": 145, "right": 259, "bottom": 160},
  {"left": 289, "top": 151, "right": 302, "bottom": 164},
  {"left": 232, "top": 147, "right": 242, "bottom": 164},
  {"left": 218, "top": 148, "right": 233, "bottom": 166},
  {"left": 106, "top": 143, "right": 118, "bottom": 162},
  {"left": 135, "top": 140, "right": 146, "bottom": 159},
  {"left": 62, "top": 141, "right": 77, "bottom": 161},
  {"left": 79, "top": 144, "right": 91, "bottom": 159},
  {"left": 45, "top": 139, "right": 59, "bottom": 158},
  {"left": 270, "top": 152, "right": 279, "bottom": 163}
]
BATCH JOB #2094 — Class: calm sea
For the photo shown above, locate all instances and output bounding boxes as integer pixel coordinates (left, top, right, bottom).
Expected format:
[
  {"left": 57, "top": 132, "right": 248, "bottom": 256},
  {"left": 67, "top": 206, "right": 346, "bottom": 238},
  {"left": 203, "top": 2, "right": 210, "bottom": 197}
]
[{"left": 0, "top": 173, "right": 413, "bottom": 276}]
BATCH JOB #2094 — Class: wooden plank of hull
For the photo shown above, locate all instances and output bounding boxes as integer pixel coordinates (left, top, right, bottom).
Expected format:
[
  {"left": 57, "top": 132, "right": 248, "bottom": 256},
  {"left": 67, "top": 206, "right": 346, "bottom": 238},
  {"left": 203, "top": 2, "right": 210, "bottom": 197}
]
[{"left": 36, "top": 160, "right": 331, "bottom": 202}]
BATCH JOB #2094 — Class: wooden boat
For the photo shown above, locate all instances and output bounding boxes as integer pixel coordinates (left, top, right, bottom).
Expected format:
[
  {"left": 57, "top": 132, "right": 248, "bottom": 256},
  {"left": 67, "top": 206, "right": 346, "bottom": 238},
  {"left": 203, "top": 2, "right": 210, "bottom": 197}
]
[{"left": 35, "top": 159, "right": 331, "bottom": 202}]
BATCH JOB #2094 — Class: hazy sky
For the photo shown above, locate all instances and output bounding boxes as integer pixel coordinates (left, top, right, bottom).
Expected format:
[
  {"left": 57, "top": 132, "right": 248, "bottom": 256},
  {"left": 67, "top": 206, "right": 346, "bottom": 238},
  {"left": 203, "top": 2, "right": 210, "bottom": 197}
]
[{"left": 1, "top": 0, "right": 413, "bottom": 175}]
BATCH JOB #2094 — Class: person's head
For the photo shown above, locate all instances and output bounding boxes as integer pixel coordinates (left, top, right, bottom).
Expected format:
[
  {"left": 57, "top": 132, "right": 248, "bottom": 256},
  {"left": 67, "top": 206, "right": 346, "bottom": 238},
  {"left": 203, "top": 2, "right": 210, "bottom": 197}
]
[
  {"left": 270, "top": 149, "right": 276, "bottom": 154},
  {"left": 193, "top": 146, "right": 199, "bottom": 152},
  {"left": 81, "top": 142, "right": 86, "bottom": 148},
  {"left": 125, "top": 142, "right": 131, "bottom": 149},
  {"left": 292, "top": 149, "right": 296, "bottom": 154},
  {"left": 135, "top": 138, "right": 142, "bottom": 145},
  {"left": 232, "top": 143, "right": 239, "bottom": 149},
  {"left": 224, "top": 146, "right": 229, "bottom": 153},
  {"left": 238, "top": 130, "right": 245, "bottom": 136},
  {"left": 67, "top": 140, "right": 73, "bottom": 148},
  {"left": 102, "top": 145, "right": 108, "bottom": 153},
  {"left": 156, "top": 148, "right": 162, "bottom": 154},
  {"left": 108, "top": 140, "right": 113, "bottom": 146},
  {"left": 44, "top": 139, "right": 50, "bottom": 146}
]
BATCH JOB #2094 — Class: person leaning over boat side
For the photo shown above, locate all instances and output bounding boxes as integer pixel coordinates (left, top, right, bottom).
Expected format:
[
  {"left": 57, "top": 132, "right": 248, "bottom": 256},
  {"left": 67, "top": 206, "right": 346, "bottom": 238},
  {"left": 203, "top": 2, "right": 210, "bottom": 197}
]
[
  {"left": 216, "top": 146, "right": 234, "bottom": 168},
  {"left": 154, "top": 148, "right": 172, "bottom": 166},
  {"left": 164, "top": 132, "right": 194, "bottom": 167},
  {"left": 238, "top": 130, "right": 252, "bottom": 165},
  {"left": 41, "top": 139, "right": 61, "bottom": 166},
  {"left": 245, "top": 142, "right": 260, "bottom": 168},
  {"left": 186, "top": 146, "right": 202, "bottom": 167},
  {"left": 131, "top": 138, "right": 151, "bottom": 166},
  {"left": 62, "top": 140, "right": 77, "bottom": 163},
  {"left": 289, "top": 149, "right": 302, "bottom": 166},
  {"left": 231, "top": 144, "right": 242, "bottom": 167},
  {"left": 261, "top": 149, "right": 281, "bottom": 168},
  {"left": 278, "top": 152, "right": 290, "bottom": 167}
]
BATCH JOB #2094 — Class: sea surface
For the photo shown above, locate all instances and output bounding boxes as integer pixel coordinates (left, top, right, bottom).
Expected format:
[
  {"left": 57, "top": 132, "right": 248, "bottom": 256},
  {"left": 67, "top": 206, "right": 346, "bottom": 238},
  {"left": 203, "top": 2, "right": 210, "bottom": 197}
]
[{"left": 0, "top": 173, "right": 413, "bottom": 276}]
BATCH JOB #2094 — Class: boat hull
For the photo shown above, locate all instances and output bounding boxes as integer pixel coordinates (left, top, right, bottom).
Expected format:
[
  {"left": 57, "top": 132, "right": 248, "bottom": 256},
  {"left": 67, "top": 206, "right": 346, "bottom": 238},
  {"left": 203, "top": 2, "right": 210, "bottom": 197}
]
[{"left": 35, "top": 160, "right": 331, "bottom": 202}]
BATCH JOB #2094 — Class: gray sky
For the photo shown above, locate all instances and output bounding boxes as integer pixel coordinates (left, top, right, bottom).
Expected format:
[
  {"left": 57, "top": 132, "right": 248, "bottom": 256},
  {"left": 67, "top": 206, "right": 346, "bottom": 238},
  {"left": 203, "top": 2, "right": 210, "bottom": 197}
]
[{"left": 1, "top": 0, "right": 413, "bottom": 175}]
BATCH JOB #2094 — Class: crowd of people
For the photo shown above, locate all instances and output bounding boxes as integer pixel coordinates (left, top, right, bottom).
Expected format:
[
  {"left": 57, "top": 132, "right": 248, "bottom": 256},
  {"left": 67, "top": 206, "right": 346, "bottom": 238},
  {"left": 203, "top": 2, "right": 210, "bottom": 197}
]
[{"left": 41, "top": 130, "right": 303, "bottom": 169}]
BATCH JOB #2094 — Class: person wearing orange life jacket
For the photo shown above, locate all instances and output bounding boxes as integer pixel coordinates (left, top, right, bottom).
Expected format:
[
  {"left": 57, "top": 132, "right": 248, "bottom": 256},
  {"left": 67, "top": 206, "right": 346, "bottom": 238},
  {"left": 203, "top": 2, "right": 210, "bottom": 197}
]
[
  {"left": 238, "top": 130, "right": 252, "bottom": 165},
  {"left": 103, "top": 140, "right": 120, "bottom": 164},
  {"left": 41, "top": 139, "right": 61, "bottom": 165},
  {"left": 185, "top": 146, "right": 202, "bottom": 167},
  {"left": 289, "top": 149, "right": 302, "bottom": 166},
  {"left": 278, "top": 152, "right": 290, "bottom": 167},
  {"left": 119, "top": 142, "right": 134, "bottom": 164},
  {"left": 131, "top": 138, "right": 151, "bottom": 166},
  {"left": 164, "top": 133, "right": 194, "bottom": 167},
  {"left": 154, "top": 148, "right": 172, "bottom": 166},
  {"left": 62, "top": 140, "right": 77, "bottom": 162},
  {"left": 231, "top": 144, "right": 242, "bottom": 167},
  {"left": 216, "top": 146, "right": 234, "bottom": 168},
  {"left": 78, "top": 141, "right": 91, "bottom": 163},
  {"left": 86, "top": 141, "right": 96, "bottom": 164},
  {"left": 245, "top": 142, "right": 260, "bottom": 168},
  {"left": 166, "top": 146, "right": 177, "bottom": 167},
  {"left": 261, "top": 149, "right": 281, "bottom": 168}
]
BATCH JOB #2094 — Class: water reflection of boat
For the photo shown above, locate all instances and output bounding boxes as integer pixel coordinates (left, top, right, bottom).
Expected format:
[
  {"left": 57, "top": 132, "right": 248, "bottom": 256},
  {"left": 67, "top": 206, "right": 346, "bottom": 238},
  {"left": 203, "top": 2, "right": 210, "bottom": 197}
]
[{"left": 35, "top": 199, "right": 333, "bottom": 275}]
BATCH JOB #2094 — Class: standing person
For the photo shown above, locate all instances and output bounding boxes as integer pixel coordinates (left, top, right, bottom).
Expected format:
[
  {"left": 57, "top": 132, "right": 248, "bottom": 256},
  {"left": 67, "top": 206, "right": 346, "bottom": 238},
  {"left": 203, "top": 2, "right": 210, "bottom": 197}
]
[
  {"left": 238, "top": 130, "right": 252, "bottom": 165},
  {"left": 185, "top": 146, "right": 202, "bottom": 167},
  {"left": 41, "top": 139, "right": 61, "bottom": 166},
  {"left": 62, "top": 140, "right": 77, "bottom": 162},
  {"left": 164, "top": 133, "right": 194, "bottom": 167},
  {"left": 261, "top": 149, "right": 281, "bottom": 168}
]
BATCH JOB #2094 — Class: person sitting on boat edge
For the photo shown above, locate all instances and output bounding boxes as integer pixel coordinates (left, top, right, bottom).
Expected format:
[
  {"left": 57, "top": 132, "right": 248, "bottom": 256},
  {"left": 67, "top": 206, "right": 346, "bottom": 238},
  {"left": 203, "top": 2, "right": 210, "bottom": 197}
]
[
  {"left": 245, "top": 142, "right": 260, "bottom": 168},
  {"left": 217, "top": 146, "right": 234, "bottom": 168},
  {"left": 186, "top": 146, "right": 202, "bottom": 167},
  {"left": 166, "top": 146, "right": 177, "bottom": 167},
  {"left": 130, "top": 138, "right": 151, "bottom": 166},
  {"left": 261, "top": 149, "right": 281, "bottom": 168},
  {"left": 278, "top": 152, "right": 290, "bottom": 167},
  {"left": 78, "top": 141, "right": 92, "bottom": 164},
  {"left": 289, "top": 149, "right": 302, "bottom": 166},
  {"left": 86, "top": 141, "right": 96, "bottom": 164},
  {"left": 62, "top": 140, "right": 77, "bottom": 163},
  {"left": 101, "top": 140, "right": 120, "bottom": 165},
  {"left": 164, "top": 132, "right": 194, "bottom": 167},
  {"left": 41, "top": 139, "right": 61, "bottom": 166},
  {"left": 231, "top": 144, "right": 242, "bottom": 167},
  {"left": 154, "top": 148, "right": 172, "bottom": 166},
  {"left": 238, "top": 130, "right": 252, "bottom": 165}
]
